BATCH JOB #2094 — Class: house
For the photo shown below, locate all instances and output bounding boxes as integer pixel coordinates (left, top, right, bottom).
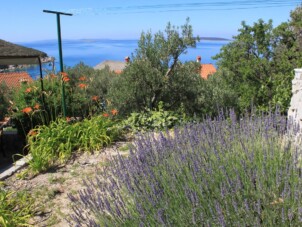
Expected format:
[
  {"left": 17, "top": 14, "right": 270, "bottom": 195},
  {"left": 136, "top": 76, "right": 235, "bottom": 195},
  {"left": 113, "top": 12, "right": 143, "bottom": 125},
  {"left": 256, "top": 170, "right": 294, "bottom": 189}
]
[
  {"left": 94, "top": 56, "right": 217, "bottom": 79},
  {"left": 94, "top": 56, "right": 130, "bottom": 74},
  {"left": 196, "top": 56, "right": 217, "bottom": 79},
  {"left": 0, "top": 71, "right": 33, "bottom": 88}
]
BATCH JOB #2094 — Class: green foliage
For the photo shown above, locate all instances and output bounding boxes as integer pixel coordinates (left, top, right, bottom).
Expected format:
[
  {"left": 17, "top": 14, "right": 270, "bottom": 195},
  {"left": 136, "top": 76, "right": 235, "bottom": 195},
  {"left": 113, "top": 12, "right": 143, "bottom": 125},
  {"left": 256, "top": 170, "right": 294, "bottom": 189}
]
[
  {"left": 0, "top": 188, "right": 34, "bottom": 227},
  {"left": 108, "top": 18, "right": 201, "bottom": 116},
  {"left": 196, "top": 69, "right": 239, "bottom": 116},
  {"left": 27, "top": 115, "right": 122, "bottom": 173},
  {"left": 10, "top": 63, "right": 118, "bottom": 135},
  {"left": 289, "top": 4, "right": 302, "bottom": 50},
  {"left": 213, "top": 12, "right": 302, "bottom": 113},
  {"left": 123, "top": 101, "right": 186, "bottom": 132}
]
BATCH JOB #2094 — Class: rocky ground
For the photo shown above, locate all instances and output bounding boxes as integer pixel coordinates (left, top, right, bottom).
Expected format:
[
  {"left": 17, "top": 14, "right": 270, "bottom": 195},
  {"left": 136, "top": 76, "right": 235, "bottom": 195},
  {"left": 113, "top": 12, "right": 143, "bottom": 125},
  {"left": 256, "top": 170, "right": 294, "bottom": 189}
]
[{"left": 2, "top": 141, "right": 131, "bottom": 227}]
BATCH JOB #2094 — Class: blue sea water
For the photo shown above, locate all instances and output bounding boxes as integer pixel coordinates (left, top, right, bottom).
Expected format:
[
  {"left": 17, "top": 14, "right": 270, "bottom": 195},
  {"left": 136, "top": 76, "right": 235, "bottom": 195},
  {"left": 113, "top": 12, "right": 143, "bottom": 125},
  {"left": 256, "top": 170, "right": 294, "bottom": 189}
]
[{"left": 17, "top": 39, "right": 228, "bottom": 79}]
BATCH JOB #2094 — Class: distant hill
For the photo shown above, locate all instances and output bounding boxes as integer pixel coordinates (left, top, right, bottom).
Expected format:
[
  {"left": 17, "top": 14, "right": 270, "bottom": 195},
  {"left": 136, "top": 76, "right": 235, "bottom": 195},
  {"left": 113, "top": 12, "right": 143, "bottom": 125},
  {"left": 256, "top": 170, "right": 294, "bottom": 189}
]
[{"left": 199, "top": 37, "right": 230, "bottom": 41}]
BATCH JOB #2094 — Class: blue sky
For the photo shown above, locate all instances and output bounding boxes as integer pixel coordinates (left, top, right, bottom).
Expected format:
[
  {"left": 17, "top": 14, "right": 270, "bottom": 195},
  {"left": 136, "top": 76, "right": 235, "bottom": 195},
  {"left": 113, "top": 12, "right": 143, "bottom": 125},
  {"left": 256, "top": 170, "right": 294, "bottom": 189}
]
[{"left": 1, "top": 0, "right": 301, "bottom": 42}]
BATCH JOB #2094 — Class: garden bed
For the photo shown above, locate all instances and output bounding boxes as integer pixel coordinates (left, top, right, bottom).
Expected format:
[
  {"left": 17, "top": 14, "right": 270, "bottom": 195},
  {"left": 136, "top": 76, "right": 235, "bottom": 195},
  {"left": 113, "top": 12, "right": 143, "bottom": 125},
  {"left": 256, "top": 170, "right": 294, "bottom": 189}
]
[{"left": 2, "top": 141, "right": 130, "bottom": 226}]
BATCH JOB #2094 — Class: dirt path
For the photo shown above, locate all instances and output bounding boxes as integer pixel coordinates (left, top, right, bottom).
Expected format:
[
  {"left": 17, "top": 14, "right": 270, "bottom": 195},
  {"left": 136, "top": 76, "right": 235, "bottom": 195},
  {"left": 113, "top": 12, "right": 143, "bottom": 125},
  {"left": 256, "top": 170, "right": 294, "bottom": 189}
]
[{"left": 3, "top": 142, "right": 130, "bottom": 227}]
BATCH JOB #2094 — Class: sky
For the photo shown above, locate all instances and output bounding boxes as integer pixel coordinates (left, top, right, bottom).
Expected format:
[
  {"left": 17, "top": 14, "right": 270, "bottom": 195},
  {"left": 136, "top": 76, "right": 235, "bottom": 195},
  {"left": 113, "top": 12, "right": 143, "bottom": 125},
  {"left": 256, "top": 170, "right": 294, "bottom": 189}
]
[{"left": 0, "top": 0, "right": 301, "bottom": 42}]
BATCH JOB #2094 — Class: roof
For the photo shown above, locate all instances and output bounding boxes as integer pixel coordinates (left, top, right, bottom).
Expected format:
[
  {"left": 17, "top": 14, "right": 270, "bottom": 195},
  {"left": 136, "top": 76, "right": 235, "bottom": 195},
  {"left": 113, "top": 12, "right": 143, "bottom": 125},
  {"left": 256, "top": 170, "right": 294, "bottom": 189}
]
[
  {"left": 94, "top": 60, "right": 126, "bottom": 74},
  {"left": 200, "top": 64, "right": 217, "bottom": 79},
  {"left": 0, "top": 72, "right": 33, "bottom": 88},
  {"left": 0, "top": 39, "right": 47, "bottom": 65}
]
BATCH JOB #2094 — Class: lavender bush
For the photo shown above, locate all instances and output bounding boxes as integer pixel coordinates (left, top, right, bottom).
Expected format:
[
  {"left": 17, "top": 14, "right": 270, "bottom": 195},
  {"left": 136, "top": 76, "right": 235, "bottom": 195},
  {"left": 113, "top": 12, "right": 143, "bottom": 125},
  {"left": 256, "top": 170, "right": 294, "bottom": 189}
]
[{"left": 69, "top": 109, "right": 302, "bottom": 226}]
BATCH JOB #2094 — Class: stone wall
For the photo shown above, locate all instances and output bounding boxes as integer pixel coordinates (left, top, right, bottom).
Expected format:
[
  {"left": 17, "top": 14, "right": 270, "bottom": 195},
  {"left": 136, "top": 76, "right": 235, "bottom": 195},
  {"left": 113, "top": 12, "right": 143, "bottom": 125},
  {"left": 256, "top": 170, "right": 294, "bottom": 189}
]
[{"left": 288, "top": 68, "right": 302, "bottom": 130}]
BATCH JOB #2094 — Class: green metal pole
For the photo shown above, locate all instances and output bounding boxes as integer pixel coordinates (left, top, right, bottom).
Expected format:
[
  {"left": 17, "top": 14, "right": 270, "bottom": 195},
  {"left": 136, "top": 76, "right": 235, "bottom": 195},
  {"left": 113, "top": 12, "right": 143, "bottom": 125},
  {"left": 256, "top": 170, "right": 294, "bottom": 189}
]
[
  {"left": 43, "top": 10, "right": 72, "bottom": 118},
  {"left": 56, "top": 13, "right": 67, "bottom": 117}
]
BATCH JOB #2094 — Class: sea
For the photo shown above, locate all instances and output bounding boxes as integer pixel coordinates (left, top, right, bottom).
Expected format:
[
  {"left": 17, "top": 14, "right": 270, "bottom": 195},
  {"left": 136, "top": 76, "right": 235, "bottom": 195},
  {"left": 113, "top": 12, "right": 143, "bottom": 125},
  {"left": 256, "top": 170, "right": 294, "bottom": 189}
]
[{"left": 16, "top": 39, "right": 229, "bottom": 79}]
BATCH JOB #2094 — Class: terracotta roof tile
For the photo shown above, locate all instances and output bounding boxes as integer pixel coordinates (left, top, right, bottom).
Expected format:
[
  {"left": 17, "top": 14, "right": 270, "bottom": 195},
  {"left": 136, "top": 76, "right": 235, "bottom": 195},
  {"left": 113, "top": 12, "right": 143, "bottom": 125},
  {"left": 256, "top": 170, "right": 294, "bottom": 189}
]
[
  {"left": 200, "top": 64, "right": 216, "bottom": 79},
  {"left": 0, "top": 72, "right": 33, "bottom": 88}
]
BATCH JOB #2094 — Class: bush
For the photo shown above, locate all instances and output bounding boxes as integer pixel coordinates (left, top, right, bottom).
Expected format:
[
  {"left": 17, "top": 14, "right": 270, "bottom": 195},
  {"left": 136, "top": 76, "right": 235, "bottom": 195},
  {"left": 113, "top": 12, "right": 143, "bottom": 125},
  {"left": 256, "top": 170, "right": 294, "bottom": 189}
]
[
  {"left": 10, "top": 63, "right": 118, "bottom": 135},
  {"left": 123, "top": 101, "right": 187, "bottom": 132},
  {"left": 27, "top": 114, "right": 122, "bottom": 173},
  {"left": 69, "top": 109, "right": 302, "bottom": 226}
]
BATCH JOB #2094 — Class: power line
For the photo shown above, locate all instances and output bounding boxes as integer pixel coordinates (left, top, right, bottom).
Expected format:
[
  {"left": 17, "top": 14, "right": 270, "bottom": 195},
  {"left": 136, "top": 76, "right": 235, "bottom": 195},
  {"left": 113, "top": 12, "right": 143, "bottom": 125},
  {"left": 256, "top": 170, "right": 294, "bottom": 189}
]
[{"left": 66, "top": 0, "right": 302, "bottom": 15}]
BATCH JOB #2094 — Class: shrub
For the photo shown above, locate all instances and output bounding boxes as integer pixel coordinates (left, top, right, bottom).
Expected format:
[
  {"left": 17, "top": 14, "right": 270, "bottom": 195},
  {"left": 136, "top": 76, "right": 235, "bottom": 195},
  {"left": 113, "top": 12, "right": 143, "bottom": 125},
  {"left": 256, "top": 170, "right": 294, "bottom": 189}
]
[
  {"left": 0, "top": 188, "right": 34, "bottom": 227},
  {"left": 10, "top": 63, "right": 117, "bottom": 136},
  {"left": 123, "top": 101, "right": 187, "bottom": 132},
  {"left": 69, "top": 109, "right": 302, "bottom": 226},
  {"left": 27, "top": 115, "right": 122, "bottom": 173}
]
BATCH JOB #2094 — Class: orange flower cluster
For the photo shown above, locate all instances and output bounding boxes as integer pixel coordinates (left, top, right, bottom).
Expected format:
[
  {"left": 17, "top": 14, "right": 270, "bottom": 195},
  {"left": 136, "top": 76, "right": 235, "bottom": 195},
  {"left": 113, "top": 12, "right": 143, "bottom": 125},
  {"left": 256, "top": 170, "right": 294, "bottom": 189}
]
[
  {"left": 61, "top": 72, "right": 70, "bottom": 82},
  {"left": 22, "top": 107, "right": 33, "bottom": 114},
  {"left": 25, "top": 88, "right": 32, "bottom": 93},
  {"left": 79, "top": 76, "right": 87, "bottom": 81},
  {"left": 111, "top": 109, "right": 118, "bottom": 115},
  {"left": 28, "top": 129, "right": 38, "bottom": 137},
  {"left": 102, "top": 109, "right": 118, "bottom": 118},
  {"left": 102, "top": 113, "right": 109, "bottom": 117},
  {"left": 92, "top": 96, "right": 99, "bottom": 101},
  {"left": 78, "top": 83, "right": 88, "bottom": 89}
]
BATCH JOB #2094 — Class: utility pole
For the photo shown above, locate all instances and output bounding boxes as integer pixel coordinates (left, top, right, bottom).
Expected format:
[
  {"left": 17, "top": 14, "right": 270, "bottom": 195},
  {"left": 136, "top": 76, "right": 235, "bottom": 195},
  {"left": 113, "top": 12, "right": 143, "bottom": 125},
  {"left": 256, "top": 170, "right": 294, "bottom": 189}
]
[{"left": 43, "top": 10, "right": 72, "bottom": 117}]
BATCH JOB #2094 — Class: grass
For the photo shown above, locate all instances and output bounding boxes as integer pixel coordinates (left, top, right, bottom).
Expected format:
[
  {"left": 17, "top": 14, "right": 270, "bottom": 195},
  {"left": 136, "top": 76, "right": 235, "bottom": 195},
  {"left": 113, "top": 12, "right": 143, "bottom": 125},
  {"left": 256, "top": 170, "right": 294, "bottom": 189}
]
[
  {"left": 0, "top": 188, "right": 34, "bottom": 227},
  {"left": 26, "top": 115, "right": 122, "bottom": 173}
]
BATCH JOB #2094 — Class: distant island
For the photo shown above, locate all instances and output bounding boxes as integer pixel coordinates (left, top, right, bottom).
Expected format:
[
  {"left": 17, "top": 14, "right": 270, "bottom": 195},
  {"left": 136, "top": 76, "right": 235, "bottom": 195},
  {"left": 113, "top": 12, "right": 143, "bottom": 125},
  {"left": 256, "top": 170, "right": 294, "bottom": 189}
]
[{"left": 199, "top": 37, "right": 231, "bottom": 41}]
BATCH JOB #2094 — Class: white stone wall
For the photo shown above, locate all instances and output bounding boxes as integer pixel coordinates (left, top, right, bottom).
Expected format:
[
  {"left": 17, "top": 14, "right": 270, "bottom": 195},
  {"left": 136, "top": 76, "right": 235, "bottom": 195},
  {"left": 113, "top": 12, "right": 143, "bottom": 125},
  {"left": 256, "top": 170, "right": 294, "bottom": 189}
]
[{"left": 288, "top": 68, "right": 302, "bottom": 130}]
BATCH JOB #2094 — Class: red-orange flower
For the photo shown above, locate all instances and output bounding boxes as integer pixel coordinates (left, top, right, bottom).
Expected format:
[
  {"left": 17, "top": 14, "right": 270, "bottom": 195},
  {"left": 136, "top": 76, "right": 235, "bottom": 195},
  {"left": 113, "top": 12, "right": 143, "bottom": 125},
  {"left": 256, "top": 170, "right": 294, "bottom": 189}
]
[
  {"left": 111, "top": 109, "right": 118, "bottom": 115},
  {"left": 92, "top": 96, "right": 99, "bottom": 101},
  {"left": 79, "top": 76, "right": 87, "bottom": 81},
  {"left": 60, "top": 72, "right": 68, "bottom": 77},
  {"left": 50, "top": 74, "right": 57, "bottom": 79},
  {"left": 102, "top": 113, "right": 109, "bottom": 117},
  {"left": 62, "top": 77, "right": 70, "bottom": 82},
  {"left": 78, "top": 83, "right": 87, "bottom": 89},
  {"left": 28, "top": 129, "right": 37, "bottom": 137},
  {"left": 34, "top": 103, "right": 40, "bottom": 110},
  {"left": 22, "top": 107, "right": 33, "bottom": 114},
  {"left": 25, "top": 88, "right": 32, "bottom": 93}
]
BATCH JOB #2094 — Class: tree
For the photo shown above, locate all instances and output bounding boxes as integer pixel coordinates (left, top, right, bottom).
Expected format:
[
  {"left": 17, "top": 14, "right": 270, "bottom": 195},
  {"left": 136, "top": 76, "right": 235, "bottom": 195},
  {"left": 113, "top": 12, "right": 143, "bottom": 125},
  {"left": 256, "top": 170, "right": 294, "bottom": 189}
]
[
  {"left": 109, "top": 18, "right": 201, "bottom": 115},
  {"left": 213, "top": 13, "right": 302, "bottom": 113}
]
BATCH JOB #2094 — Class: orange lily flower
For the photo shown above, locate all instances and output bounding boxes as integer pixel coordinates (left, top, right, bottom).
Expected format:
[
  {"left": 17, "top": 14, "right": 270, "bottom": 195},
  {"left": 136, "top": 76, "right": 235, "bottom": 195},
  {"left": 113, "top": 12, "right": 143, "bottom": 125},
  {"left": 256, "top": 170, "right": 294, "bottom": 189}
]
[
  {"left": 79, "top": 76, "right": 87, "bottom": 81},
  {"left": 111, "top": 109, "right": 118, "bottom": 115},
  {"left": 60, "top": 72, "right": 68, "bottom": 77},
  {"left": 25, "top": 88, "right": 32, "bottom": 93},
  {"left": 62, "top": 77, "right": 70, "bottom": 82},
  {"left": 102, "top": 113, "right": 109, "bottom": 117},
  {"left": 34, "top": 103, "right": 40, "bottom": 110},
  {"left": 92, "top": 96, "right": 99, "bottom": 101},
  {"left": 78, "top": 83, "right": 87, "bottom": 89},
  {"left": 22, "top": 107, "right": 33, "bottom": 114},
  {"left": 28, "top": 129, "right": 38, "bottom": 137}
]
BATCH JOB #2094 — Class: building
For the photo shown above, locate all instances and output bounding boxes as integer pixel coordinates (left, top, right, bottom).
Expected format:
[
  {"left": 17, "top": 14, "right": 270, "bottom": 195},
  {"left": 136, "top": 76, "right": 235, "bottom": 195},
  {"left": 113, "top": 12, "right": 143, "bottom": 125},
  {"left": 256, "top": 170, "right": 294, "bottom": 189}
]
[
  {"left": 94, "top": 56, "right": 217, "bottom": 79},
  {"left": 94, "top": 56, "right": 130, "bottom": 74},
  {"left": 0, "top": 71, "right": 33, "bottom": 88},
  {"left": 196, "top": 56, "right": 217, "bottom": 79}
]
